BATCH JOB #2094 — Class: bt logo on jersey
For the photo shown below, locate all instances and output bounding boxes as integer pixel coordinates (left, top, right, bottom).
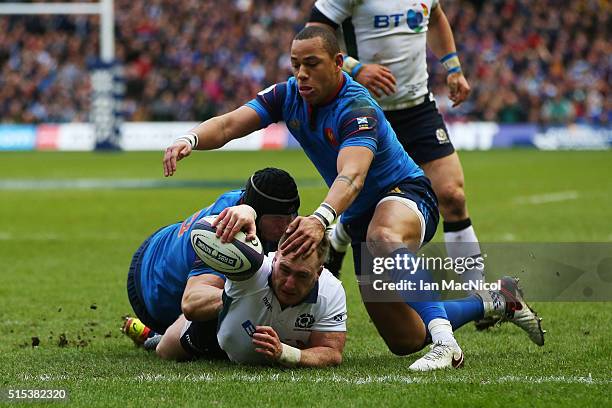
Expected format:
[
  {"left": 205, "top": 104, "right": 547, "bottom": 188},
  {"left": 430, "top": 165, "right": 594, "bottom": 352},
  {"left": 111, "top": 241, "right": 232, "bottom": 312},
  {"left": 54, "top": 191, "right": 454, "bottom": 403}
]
[{"left": 373, "top": 4, "right": 429, "bottom": 32}]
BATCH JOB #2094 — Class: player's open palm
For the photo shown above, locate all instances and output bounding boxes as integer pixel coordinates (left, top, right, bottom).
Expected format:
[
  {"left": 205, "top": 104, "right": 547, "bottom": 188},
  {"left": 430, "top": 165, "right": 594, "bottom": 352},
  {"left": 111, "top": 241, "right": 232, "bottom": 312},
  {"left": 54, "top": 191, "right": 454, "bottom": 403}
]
[
  {"left": 447, "top": 72, "right": 471, "bottom": 107},
  {"left": 280, "top": 216, "right": 325, "bottom": 258},
  {"left": 163, "top": 140, "right": 192, "bottom": 177},
  {"left": 355, "top": 64, "right": 397, "bottom": 98},
  {"left": 212, "top": 205, "right": 257, "bottom": 243}
]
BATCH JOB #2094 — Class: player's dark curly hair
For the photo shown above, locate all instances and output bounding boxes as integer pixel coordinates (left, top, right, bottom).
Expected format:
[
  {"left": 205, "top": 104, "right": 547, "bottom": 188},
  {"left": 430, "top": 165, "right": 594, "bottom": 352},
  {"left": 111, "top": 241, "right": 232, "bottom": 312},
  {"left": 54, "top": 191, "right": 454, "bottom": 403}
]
[{"left": 293, "top": 26, "right": 340, "bottom": 58}]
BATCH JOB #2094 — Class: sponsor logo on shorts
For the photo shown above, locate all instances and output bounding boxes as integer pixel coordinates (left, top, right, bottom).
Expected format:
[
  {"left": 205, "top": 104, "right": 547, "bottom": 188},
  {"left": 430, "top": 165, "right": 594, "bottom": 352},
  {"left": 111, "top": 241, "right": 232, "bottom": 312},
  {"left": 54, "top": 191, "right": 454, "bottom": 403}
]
[
  {"left": 436, "top": 128, "right": 450, "bottom": 144},
  {"left": 294, "top": 313, "right": 315, "bottom": 329},
  {"left": 388, "top": 186, "right": 403, "bottom": 194}
]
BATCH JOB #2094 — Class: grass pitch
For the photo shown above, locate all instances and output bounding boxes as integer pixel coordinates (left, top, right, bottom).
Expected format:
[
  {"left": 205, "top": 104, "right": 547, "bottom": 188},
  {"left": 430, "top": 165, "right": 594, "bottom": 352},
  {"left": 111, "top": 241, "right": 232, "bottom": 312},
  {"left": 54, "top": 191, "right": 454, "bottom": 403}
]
[{"left": 0, "top": 150, "right": 611, "bottom": 407}]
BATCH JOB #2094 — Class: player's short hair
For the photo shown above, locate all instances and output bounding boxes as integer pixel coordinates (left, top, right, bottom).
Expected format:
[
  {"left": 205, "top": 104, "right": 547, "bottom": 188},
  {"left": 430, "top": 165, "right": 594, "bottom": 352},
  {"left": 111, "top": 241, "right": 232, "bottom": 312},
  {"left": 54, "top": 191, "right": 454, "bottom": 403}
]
[
  {"left": 293, "top": 26, "right": 340, "bottom": 58},
  {"left": 278, "top": 231, "right": 330, "bottom": 269}
]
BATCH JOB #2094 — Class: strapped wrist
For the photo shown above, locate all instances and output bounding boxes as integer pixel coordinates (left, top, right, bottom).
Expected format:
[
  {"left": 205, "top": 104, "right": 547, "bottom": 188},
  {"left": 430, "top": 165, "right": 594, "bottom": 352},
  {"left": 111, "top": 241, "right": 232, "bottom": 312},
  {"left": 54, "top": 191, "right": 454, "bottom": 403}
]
[
  {"left": 279, "top": 342, "right": 301, "bottom": 367},
  {"left": 440, "top": 52, "right": 462, "bottom": 74},
  {"left": 342, "top": 55, "right": 363, "bottom": 78},
  {"left": 175, "top": 131, "right": 199, "bottom": 148},
  {"left": 311, "top": 202, "right": 337, "bottom": 228}
]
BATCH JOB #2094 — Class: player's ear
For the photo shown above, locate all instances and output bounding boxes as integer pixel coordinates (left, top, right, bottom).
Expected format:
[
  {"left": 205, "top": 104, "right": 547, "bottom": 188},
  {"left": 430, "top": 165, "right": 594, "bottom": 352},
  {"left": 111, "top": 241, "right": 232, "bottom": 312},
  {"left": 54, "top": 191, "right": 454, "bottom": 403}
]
[
  {"left": 335, "top": 53, "right": 343, "bottom": 71},
  {"left": 317, "top": 265, "right": 324, "bottom": 276}
]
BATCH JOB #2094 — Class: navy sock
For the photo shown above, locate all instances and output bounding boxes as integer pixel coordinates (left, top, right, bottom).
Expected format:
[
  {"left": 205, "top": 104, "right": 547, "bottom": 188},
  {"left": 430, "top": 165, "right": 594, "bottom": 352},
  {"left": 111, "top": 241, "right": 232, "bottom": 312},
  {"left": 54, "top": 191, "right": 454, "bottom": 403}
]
[{"left": 442, "top": 295, "right": 485, "bottom": 330}]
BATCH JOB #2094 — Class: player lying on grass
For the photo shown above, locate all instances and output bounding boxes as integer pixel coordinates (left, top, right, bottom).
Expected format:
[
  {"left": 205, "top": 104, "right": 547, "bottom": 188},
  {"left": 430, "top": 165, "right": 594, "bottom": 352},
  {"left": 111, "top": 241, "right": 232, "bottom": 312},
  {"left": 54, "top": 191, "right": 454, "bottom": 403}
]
[
  {"left": 123, "top": 168, "right": 300, "bottom": 357},
  {"left": 152, "top": 234, "right": 346, "bottom": 367},
  {"left": 163, "top": 26, "right": 544, "bottom": 371}
]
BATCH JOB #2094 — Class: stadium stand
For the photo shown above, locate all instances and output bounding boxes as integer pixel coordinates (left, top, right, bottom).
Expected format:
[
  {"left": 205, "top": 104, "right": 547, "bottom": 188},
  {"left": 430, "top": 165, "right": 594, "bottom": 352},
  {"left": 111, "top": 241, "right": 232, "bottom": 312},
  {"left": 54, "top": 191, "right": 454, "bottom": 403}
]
[{"left": 0, "top": 0, "right": 609, "bottom": 125}]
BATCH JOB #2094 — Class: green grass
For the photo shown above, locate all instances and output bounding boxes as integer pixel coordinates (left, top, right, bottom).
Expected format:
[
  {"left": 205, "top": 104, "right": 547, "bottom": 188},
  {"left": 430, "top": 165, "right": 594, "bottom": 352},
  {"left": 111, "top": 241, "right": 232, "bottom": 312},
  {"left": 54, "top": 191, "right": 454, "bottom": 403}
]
[{"left": 0, "top": 150, "right": 611, "bottom": 407}]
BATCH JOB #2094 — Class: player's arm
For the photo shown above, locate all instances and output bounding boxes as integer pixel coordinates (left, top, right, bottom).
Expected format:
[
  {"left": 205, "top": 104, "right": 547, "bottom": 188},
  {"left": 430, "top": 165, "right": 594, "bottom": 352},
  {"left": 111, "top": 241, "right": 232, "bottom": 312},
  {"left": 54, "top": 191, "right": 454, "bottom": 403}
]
[
  {"left": 281, "top": 146, "right": 373, "bottom": 256},
  {"left": 325, "top": 146, "right": 374, "bottom": 214},
  {"left": 181, "top": 273, "right": 225, "bottom": 321},
  {"left": 281, "top": 107, "right": 377, "bottom": 257},
  {"left": 307, "top": 6, "right": 395, "bottom": 97},
  {"left": 427, "top": 2, "right": 470, "bottom": 107},
  {"left": 252, "top": 326, "right": 346, "bottom": 367},
  {"left": 163, "top": 106, "right": 262, "bottom": 176},
  {"left": 299, "top": 331, "right": 345, "bottom": 367}
]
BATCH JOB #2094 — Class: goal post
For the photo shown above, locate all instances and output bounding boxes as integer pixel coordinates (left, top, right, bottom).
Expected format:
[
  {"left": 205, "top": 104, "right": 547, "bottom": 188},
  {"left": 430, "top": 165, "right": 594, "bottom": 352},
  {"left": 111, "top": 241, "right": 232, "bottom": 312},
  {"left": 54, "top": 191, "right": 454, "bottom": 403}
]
[{"left": 0, "top": 1, "right": 122, "bottom": 150}]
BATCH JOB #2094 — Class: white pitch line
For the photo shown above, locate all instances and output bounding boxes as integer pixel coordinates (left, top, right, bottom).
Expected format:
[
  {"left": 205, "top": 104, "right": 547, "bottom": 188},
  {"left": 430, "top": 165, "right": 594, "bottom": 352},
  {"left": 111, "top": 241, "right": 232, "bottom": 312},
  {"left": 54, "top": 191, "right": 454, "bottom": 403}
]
[
  {"left": 19, "top": 372, "right": 611, "bottom": 385},
  {"left": 0, "top": 232, "right": 132, "bottom": 241},
  {"left": 126, "top": 373, "right": 609, "bottom": 385},
  {"left": 516, "top": 191, "right": 579, "bottom": 205},
  {"left": 0, "top": 178, "right": 325, "bottom": 191}
]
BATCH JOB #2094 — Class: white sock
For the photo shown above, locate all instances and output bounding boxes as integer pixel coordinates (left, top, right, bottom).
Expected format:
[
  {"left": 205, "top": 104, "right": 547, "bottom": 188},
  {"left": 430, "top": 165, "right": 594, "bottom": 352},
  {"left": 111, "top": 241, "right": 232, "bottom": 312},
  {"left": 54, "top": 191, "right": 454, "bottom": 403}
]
[
  {"left": 428, "top": 318, "right": 459, "bottom": 349},
  {"left": 329, "top": 222, "right": 350, "bottom": 252},
  {"left": 444, "top": 223, "right": 485, "bottom": 286},
  {"left": 477, "top": 289, "right": 506, "bottom": 316}
]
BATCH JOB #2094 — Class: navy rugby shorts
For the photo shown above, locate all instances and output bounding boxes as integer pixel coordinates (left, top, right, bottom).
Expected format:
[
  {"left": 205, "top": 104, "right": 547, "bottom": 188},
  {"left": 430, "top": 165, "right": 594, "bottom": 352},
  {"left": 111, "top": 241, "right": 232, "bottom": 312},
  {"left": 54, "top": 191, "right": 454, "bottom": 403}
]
[
  {"left": 126, "top": 227, "right": 169, "bottom": 334},
  {"left": 343, "top": 176, "right": 439, "bottom": 276},
  {"left": 384, "top": 95, "right": 455, "bottom": 165}
]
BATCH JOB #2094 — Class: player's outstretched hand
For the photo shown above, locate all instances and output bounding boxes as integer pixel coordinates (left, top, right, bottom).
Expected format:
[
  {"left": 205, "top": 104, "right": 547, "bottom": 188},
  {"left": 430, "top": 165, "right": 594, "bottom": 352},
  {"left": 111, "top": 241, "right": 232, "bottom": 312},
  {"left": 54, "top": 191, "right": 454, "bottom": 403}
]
[
  {"left": 212, "top": 205, "right": 257, "bottom": 243},
  {"left": 252, "top": 326, "right": 282, "bottom": 361},
  {"left": 279, "top": 216, "right": 325, "bottom": 258},
  {"left": 354, "top": 64, "right": 396, "bottom": 98},
  {"left": 447, "top": 72, "right": 471, "bottom": 107},
  {"left": 163, "top": 140, "right": 192, "bottom": 177}
]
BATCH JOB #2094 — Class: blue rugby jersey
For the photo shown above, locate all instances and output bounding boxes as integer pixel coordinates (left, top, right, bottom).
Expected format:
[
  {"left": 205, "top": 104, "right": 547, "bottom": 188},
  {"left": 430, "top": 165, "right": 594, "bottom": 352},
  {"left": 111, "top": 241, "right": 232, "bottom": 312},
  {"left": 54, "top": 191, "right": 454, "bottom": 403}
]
[
  {"left": 246, "top": 73, "right": 423, "bottom": 222},
  {"left": 139, "top": 190, "right": 241, "bottom": 326}
]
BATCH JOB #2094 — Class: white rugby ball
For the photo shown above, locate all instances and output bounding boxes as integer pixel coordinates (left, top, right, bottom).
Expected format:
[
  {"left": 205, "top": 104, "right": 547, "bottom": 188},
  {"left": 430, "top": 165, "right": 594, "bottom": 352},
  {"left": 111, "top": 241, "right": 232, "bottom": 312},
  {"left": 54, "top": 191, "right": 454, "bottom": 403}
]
[{"left": 190, "top": 215, "right": 264, "bottom": 280}]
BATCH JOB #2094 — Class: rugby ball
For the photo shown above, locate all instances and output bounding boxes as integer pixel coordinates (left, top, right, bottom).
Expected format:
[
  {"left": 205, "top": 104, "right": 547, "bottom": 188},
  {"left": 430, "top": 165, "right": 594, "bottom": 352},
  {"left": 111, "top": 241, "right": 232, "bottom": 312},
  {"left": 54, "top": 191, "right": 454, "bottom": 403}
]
[{"left": 190, "top": 215, "right": 264, "bottom": 280}]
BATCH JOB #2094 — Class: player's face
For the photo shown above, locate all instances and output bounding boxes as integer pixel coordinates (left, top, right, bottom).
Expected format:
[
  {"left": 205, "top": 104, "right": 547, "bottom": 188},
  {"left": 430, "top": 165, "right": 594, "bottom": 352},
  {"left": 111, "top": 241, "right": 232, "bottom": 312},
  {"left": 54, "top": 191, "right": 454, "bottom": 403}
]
[
  {"left": 258, "top": 214, "right": 294, "bottom": 242},
  {"left": 290, "top": 37, "right": 342, "bottom": 105},
  {"left": 271, "top": 251, "right": 322, "bottom": 307}
]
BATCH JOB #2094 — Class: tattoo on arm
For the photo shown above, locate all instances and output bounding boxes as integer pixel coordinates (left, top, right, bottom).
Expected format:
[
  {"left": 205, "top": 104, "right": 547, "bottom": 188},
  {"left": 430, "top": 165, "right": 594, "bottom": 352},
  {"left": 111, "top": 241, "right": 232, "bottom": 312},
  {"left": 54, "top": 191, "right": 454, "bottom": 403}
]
[{"left": 336, "top": 175, "right": 355, "bottom": 188}]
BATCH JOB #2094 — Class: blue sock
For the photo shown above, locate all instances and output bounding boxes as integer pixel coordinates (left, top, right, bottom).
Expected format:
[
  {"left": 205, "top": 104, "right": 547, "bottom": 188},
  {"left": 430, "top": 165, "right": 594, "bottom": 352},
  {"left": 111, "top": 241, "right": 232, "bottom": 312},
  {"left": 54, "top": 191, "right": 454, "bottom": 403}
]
[
  {"left": 442, "top": 295, "right": 485, "bottom": 330},
  {"left": 387, "top": 248, "right": 449, "bottom": 327}
]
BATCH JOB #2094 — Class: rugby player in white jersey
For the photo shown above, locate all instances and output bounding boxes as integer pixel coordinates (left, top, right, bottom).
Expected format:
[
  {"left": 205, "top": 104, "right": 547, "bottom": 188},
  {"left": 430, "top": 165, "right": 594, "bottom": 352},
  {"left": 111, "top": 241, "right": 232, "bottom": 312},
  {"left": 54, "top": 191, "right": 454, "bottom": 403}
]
[
  {"left": 156, "top": 234, "right": 347, "bottom": 367},
  {"left": 308, "top": 1, "right": 492, "bottom": 328}
]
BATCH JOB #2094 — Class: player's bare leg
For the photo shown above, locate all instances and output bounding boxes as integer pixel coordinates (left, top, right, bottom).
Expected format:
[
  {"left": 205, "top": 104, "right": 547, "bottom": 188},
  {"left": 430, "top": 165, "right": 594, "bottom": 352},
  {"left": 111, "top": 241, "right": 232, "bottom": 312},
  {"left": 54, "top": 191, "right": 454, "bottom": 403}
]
[
  {"left": 360, "top": 300, "right": 427, "bottom": 355},
  {"left": 420, "top": 152, "right": 468, "bottom": 222},
  {"left": 362, "top": 199, "right": 463, "bottom": 370},
  {"left": 155, "top": 315, "right": 192, "bottom": 361}
]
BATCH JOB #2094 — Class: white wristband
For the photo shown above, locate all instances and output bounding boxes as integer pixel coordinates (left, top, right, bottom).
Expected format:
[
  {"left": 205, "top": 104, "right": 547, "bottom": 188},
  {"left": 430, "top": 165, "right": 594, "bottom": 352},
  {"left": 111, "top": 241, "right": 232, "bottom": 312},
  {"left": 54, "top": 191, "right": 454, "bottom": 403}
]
[
  {"left": 311, "top": 203, "right": 337, "bottom": 228},
  {"left": 279, "top": 343, "right": 301, "bottom": 367},
  {"left": 175, "top": 131, "right": 199, "bottom": 148}
]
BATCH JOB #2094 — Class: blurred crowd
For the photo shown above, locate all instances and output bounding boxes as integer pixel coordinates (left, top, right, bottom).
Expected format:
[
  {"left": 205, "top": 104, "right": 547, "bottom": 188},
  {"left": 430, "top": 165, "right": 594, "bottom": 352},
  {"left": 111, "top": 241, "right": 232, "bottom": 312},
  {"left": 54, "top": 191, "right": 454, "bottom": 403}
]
[
  {"left": 432, "top": 0, "right": 611, "bottom": 125},
  {"left": 0, "top": 0, "right": 609, "bottom": 125}
]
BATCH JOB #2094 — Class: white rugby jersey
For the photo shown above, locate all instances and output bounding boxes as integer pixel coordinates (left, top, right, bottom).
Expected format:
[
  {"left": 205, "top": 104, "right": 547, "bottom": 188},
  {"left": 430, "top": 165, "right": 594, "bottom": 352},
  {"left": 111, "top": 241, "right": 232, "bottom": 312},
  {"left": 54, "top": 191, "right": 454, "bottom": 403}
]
[
  {"left": 217, "top": 254, "right": 347, "bottom": 364},
  {"left": 315, "top": 0, "right": 439, "bottom": 109}
]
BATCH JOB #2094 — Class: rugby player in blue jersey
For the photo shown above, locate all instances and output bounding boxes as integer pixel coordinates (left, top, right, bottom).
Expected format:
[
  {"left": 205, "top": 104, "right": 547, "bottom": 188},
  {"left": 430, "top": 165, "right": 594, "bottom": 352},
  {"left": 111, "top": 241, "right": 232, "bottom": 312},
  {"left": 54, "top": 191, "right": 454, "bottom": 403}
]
[
  {"left": 163, "top": 26, "right": 544, "bottom": 370},
  {"left": 123, "top": 168, "right": 300, "bottom": 360}
]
